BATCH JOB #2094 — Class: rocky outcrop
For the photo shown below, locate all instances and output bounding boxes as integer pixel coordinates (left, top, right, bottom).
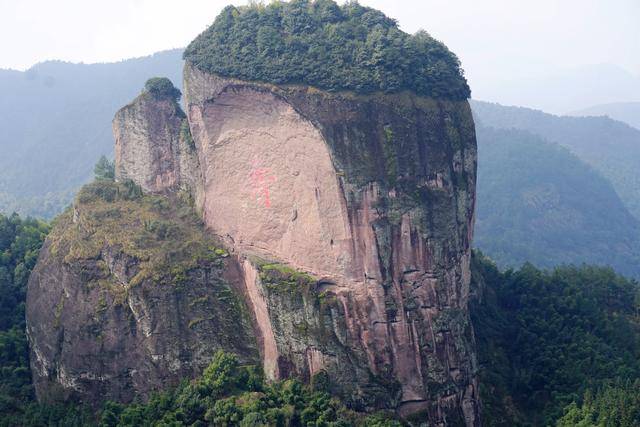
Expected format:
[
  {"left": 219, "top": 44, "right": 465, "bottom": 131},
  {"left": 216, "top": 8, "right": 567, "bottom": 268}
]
[
  {"left": 182, "top": 63, "right": 479, "bottom": 425},
  {"left": 113, "top": 91, "right": 201, "bottom": 198},
  {"left": 28, "top": 44, "right": 479, "bottom": 427},
  {"left": 26, "top": 183, "right": 258, "bottom": 406}
]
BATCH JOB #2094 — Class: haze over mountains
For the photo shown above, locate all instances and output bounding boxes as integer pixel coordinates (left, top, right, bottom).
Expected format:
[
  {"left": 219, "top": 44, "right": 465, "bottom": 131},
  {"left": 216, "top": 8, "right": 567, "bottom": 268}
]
[
  {"left": 475, "top": 124, "right": 640, "bottom": 277},
  {"left": 570, "top": 101, "right": 640, "bottom": 130},
  {"left": 0, "top": 49, "right": 183, "bottom": 217},
  {"left": 472, "top": 100, "right": 640, "bottom": 221},
  {"left": 1, "top": 49, "right": 639, "bottom": 277},
  {"left": 475, "top": 63, "right": 640, "bottom": 115}
]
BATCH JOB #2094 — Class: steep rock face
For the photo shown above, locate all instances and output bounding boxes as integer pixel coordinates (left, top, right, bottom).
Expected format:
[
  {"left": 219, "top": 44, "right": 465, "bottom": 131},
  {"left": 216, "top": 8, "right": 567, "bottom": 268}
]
[
  {"left": 113, "top": 93, "right": 201, "bottom": 198},
  {"left": 184, "top": 63, "right": 479, "bottom": 425},
  {"left": 26, "top": 183, "right": 258, "bottom": 405}
]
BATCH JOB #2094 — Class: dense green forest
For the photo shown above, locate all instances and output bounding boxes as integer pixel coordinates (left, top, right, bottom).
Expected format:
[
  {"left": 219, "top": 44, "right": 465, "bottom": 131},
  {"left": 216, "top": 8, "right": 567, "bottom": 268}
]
[
  {"left": 556, "top": 381, "right": 640, "bottom": 426},
  {"left": 474, "top": 124, "right": 640, "bottom": 278},
  {"left": 471, "top": 252, "right": 640, "bottom": 426},
  {"left": 0, "top": 213, "right": 49, "bottom": 422},
  {"left": 184, "top": 0, "right": 470, "bottom": 99},
  {"left": 86, "top": 351, "right": 400, "bottom": 426}
]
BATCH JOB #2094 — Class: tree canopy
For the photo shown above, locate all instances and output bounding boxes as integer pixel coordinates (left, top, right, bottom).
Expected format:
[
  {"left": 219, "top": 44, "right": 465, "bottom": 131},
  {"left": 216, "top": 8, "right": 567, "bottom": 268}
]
[
  {"left": 94, "top": 156, "right": 115, "bottom": 181},
  {"left": 471, "top": 252, "right": 640, "bottom": 426},
  {"left": 184, "top": 0, "right": 470, "bottom": 99},
  {"left": 144, "top": 77, "right": 181, "bottom": 102}
]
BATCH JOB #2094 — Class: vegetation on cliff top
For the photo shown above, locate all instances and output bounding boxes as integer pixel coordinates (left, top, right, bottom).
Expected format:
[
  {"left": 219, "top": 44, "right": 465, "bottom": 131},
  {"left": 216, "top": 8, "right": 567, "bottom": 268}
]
[
  {"left": 48, "top": 179, "right": 227, "bottom": 291},
  {"left": 144, "top": 77, "right": 182, "bottom": 102},
  {"left": 184, "top": 0, "right": 470, "bottom": 99}
]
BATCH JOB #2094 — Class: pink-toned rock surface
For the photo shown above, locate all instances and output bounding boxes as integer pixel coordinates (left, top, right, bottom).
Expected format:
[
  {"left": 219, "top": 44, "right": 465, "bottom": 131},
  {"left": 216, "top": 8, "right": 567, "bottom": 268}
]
[
  {"left": 191, "top": 86, "right": 352, "bottom": 278},
  {"left": 184, "top": 63, "right": 480, "bottom": 425}
]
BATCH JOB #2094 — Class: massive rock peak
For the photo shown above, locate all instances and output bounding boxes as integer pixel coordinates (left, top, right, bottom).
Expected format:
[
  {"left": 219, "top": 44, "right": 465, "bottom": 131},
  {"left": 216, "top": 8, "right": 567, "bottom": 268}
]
[{"left": 27, "top": 3, "right": 479, "bottom": 425}]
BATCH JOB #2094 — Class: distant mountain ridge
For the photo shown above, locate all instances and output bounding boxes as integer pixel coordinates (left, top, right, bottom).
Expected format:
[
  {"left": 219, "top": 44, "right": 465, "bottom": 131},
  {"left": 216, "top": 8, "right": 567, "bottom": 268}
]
[
  {"left": 569, "top": 101, "right": 640, "bottom": 130},
  {"left": 474, "top": 63, "right": 640, "bottom": 114},
  {"left": 0, "top": 49, "right": 184, "bottom": 218}
]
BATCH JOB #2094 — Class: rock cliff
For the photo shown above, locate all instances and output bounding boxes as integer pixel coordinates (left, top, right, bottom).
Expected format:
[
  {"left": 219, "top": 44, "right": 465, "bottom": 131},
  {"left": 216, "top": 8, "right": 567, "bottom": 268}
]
[
  {"left": 113, "top": 81, "right": 201, "bottom": 199},
  {"left": 182, "top": 65, "right": 479, "bottom": 425},
  {"left": 26, "top": 182, "right": 258, "bottom": 405},
  {"left": 27, "top": 2, "right": 479, "bottom": 425}
]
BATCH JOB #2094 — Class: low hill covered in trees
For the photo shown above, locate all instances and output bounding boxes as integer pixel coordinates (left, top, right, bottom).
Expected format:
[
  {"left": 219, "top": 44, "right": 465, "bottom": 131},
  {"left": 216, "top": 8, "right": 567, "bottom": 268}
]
[{"left": 471, "top": 252, "right": 640, "bottom": 426}]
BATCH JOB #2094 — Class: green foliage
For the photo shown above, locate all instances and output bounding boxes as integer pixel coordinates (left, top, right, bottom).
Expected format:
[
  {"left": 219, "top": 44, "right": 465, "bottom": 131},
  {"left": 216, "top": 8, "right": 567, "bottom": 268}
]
[
  {"left": 556, "top": 381, "right": 640, "bottom": 427},
  {"left": 144, "top": 77, "right": 181, "bottom": 102},
  {"left": 77, "top": 180, "right": 142, "bottom": 205},
  {"left": 184, "top": 0, "right": 470, "bottom": 99},
  {"left": 91, "top": 351, "right": 399, "bottom": 426},
  {"left": 258, "top": 262, "right": 316, "bottom": 295},
  {"left": 0, "top": 213, "right": 49, "bottom": 422},
  {"left": 471, "top": 251, "right": 640, "bottom": 426},
  {"left": 0, "top": 214, "right": 50, "bottom": 331},
  {"left": 94, "top": 155, "right": 115, "bottom": 182}
]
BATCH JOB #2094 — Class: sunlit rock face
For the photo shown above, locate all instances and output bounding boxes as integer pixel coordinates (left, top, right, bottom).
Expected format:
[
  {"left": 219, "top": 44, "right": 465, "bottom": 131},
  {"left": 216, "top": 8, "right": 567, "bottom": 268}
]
[{"left": 184, "top": 62, "right": 479, "bottom": 425}]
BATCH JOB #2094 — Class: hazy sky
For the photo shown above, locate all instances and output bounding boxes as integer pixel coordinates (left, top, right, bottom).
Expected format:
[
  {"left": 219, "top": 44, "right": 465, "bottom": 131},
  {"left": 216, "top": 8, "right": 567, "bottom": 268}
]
[{"left": 1, "top": 0, "right": 639, "bottom": 108}]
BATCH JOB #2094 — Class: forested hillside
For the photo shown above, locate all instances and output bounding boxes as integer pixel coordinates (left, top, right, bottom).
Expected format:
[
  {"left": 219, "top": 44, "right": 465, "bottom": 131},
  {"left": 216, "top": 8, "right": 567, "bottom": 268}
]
[
  {"left": 471, "top": 252, "right": 640, "bottom": 426},
  {"left": 0, "top": 213, "right": 49, "bottom": 422},
  {"left": 475, "top": 124, "right": 640, "bottom": 278},
  {"left": 0, "top": 49, "right": 183, "bottom": 218},
  {"left": 471, "top": 100, "right": 640, "bottom": 220}
]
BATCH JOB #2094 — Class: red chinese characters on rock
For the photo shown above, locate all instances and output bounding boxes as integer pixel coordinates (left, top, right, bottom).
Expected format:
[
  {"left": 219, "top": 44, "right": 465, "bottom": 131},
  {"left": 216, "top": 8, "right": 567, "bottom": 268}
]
[{"left": 249, "top": 158, "right": 277, "bottom": 208}]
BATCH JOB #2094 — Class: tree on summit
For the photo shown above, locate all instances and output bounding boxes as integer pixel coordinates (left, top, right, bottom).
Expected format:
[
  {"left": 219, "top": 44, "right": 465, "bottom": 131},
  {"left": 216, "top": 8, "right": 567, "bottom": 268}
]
[{"left": 144, "top": 77, "right": 181, "bottom": 102}]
